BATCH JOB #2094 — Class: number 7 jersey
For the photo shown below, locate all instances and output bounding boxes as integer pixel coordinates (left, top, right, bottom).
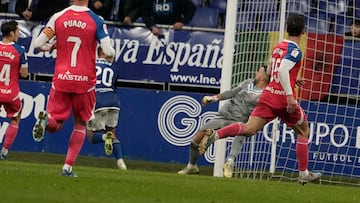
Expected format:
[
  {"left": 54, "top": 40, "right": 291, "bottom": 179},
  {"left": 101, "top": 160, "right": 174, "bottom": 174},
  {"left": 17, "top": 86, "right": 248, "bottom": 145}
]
[{"left": 45, "top": 6, "right": 110, "bottom": 93}]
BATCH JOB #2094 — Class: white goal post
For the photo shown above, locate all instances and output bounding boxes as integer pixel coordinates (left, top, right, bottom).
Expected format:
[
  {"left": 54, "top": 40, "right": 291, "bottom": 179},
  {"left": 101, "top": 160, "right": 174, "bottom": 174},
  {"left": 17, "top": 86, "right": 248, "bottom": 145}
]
[{"left": 214, "top": 0, "right": 360, "bottom": 186}]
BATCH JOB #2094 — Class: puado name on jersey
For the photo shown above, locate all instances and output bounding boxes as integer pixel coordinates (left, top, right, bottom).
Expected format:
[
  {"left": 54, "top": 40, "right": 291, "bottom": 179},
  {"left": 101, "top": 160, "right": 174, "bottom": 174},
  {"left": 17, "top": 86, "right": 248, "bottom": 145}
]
[{"left": 63, "top": 20, "right": 86, "bottom": 29}]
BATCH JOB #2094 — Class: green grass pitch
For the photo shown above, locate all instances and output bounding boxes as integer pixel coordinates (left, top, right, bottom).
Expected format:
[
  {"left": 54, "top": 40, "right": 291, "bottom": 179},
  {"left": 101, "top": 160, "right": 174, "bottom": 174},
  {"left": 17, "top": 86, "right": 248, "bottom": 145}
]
[{"left": 0, "top": 153, "right": 359, "bottom": 203}]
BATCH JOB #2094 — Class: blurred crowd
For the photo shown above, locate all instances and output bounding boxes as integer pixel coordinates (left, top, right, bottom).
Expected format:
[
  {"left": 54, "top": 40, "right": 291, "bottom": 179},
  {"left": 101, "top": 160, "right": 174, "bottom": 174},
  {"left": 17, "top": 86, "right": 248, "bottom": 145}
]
[
  {"left": 0, "top": 0, "right": 201, "bottom": 34},
  {"left": 0, "top": 0, "right": 358, "bottom": 37}
]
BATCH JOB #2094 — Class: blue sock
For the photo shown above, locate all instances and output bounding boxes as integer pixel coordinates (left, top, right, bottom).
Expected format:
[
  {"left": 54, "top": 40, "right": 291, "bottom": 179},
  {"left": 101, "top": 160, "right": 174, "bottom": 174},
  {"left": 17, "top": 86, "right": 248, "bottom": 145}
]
[
  {"left": 91, "top": 132, "right": 104, "bottom": 144},
  {"left": 113, "top": 143, "right": 123, "bottom": 160}
]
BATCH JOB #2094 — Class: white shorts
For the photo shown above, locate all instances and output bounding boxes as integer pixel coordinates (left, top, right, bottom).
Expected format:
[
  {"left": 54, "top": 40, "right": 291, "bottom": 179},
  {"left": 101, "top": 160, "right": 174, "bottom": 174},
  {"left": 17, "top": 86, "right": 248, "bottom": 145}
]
[{"left": 87, "top": 108, "right": 119, "bottom": 131}]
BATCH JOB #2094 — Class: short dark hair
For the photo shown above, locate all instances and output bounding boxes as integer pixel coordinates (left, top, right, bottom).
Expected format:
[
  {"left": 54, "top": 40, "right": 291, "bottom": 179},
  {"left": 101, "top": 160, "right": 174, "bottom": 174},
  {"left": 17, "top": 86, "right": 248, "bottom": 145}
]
[
  {"left": 352, "top": 19, "right": 360, "bottom": 26},
  {"left": 261, "top": 65, "right": 268, "bottom": 73},
  {"left": 286, "top": 14, "right": 305, "bottom": 36},
  {"left": 97, "top": 46, "right": 103, "bottom": 56},
  {"left": 1, "top": 21, "right": 18, "bottom": 37}
]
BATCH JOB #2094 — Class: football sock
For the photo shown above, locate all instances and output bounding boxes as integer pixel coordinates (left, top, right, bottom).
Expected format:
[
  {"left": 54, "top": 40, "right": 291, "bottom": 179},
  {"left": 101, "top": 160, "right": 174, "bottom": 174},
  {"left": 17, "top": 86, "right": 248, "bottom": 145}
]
[
  {"left": 299, "top": 169, "right": 309, "bottom": 178},
  {"left": 228, "top": 136, "right": 245, "bottom": 159},
  {"left": 65, "top": 125, "right": 86, "bottom": 166},
  {"left": 1, "top": 148, "right": 8, "bottom": 156},
  {"left": 3, "top": 123, "right": 18, "bottom": 149},
  {"left": 217, "top": 122, "right": 244, "bottom": 139},
  {"left": 113, "top": 142, "right": 123, "bottom": 160},
  {"left": 189, "top": 141, "right": 200, "bottom": 165},
  {"left": 47, "top": 117, "right": 61, "bottom": 133},
  {"left": 63, "top": 164, "right": 72, "bottom": 171},
  {"left": 90, "top": 132, "right": 104, "bottom": 144},
  {"left": 296, "top": 137, "right": 309, "bottom": 172}
]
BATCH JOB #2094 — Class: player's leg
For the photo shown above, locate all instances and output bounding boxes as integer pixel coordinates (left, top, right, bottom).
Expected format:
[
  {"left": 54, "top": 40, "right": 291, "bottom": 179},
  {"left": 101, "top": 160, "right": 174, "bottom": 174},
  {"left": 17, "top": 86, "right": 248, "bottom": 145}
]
[
  {"left": 223, "top": 136, "right": 246, "bottom": 178},
  {"left": 293, "top": 120, "right": 321, "bottom": 184},
  {"left": 62, "top": 116, "right": 86, "bottom": 177},
  {"left": 105, "top": 110, "right": 127, "bottom": 170},
  {"left": 1, "top": 100, "right": 22, "bottom": 159},
  {"left": 199, "top": 116, "right": 267, "bottom": 155},
  {"left": 282, "top": 107, "right": 321, "bottom": 184},
  {"left": 107, "top": 128, "right": 127, "bottom": 170},
  {"left": 33, "top": 88, "right": 69, "bottom": 142},
  {"left": 178, "top": 132, "right": 201, "bottom": 174},
  {"left": 212, "top": 103, "right": 273, "bottom": 141},
  {"left": 87, "top": 109, "right": 114, "bottom": 156},
  {"left": 178, "top": 117, "right": 234, "bottom": 174},
  {"left": 62, "top": 91, "right": 95, "bottom": 177}
]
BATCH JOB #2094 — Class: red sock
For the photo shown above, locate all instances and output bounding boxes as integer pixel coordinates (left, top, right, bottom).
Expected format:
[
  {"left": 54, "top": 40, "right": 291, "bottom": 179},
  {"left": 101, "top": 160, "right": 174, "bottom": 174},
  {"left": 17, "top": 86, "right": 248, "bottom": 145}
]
[
  {"left": 217, "top": 122, "right": 244, "bottom": 139},
  {"left": 47, "top": 117, "right": 61, "bottom": 133},
  {"left": 65, "top": 125, "right": 86, "bottom": 166},
  {"left": 296, "top": 137, "right": 309, "bottom": 171},
  {"left": 3, "top": 123, "right": 19, "bottom": 149}
]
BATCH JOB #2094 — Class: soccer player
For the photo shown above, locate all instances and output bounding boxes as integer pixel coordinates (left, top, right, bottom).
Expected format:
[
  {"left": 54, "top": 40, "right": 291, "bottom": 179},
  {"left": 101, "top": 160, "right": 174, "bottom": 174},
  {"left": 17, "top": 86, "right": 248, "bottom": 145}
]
[
  {"left": 32, "top": 0, "right": 115, "bottom": 177},
  {"left": 0, "top": 21, "right": 28, "bottom": 159},
  {"left": 199, "top": 14, "right": 322, "bottom": 184},
  {"left": 86, "top": 47, "right": 127, "bottom": 170},
  {"left": 178, "top": 66, "right": 269, "bottom": 178}
]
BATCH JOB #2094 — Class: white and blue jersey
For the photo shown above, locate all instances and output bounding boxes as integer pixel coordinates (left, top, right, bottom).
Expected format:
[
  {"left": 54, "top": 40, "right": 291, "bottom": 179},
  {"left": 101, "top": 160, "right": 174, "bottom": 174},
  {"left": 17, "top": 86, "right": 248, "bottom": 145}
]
[{"left": 95, "top": 58, "right": 120, "bottom": 111}]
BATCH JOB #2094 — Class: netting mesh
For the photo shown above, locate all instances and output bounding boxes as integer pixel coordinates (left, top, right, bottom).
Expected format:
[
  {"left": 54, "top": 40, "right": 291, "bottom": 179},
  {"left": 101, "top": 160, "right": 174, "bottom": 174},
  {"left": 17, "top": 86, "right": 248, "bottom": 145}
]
[{"left": 225, "top": 0, "right": 360, "bottom": 186}]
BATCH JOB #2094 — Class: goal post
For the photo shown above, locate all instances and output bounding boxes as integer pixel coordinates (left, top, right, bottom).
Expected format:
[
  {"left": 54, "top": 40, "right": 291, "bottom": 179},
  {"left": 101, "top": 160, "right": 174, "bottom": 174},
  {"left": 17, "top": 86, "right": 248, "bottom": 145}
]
[
  {"left": 214, "top": 0, "right": 360, "bottom": 186},
  {"left": 213, "top": 0, "right": 238, "bottom": 177}
]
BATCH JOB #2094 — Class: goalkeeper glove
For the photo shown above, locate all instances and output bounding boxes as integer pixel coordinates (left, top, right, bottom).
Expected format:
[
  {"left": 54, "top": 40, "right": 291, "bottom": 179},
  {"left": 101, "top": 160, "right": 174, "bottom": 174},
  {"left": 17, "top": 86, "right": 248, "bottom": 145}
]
[{"left": 201, "top": 95, "right": 220, "bottom": 106}]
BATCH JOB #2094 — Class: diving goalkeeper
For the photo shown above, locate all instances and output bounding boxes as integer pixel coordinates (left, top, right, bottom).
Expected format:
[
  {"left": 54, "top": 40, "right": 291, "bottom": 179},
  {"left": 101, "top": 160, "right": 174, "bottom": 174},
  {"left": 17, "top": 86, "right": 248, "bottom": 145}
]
[{"left": 178, "top": 65, "right": 269, "bottom": 178}]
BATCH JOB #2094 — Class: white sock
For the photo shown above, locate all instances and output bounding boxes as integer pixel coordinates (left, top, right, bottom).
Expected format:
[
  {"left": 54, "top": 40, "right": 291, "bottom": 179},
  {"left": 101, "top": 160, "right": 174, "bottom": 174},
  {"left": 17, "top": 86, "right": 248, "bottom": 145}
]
[
  {"left": 226, "top": 157, "right": 234, "bottom": 163},
  {"left": 299, "top": 169, "right": 309, "bottom": 177},
  {"left": 1, "top": 147, "right": 8, "bottom": 156},
  {"left": 102, "top": 133, "right": 107, "bottom": 141},
  {"left": 187, "top": 163, "right": 196, "bottom": 168},
  {"left": 63, "top": 164, "right": 72, "bottom": 171}
]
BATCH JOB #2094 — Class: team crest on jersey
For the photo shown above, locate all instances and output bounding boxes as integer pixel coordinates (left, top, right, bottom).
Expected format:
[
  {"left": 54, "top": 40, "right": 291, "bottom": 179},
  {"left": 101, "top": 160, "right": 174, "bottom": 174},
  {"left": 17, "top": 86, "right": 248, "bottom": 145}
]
[{"left": 291, "top": 49, "right": 300, "bottom": 58}]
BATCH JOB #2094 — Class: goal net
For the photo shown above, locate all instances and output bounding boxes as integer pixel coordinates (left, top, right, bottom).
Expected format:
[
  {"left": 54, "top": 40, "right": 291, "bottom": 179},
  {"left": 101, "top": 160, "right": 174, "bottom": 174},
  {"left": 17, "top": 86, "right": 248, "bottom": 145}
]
[{"left": 214, "top": 0, "right": 360, "bottom": 186}]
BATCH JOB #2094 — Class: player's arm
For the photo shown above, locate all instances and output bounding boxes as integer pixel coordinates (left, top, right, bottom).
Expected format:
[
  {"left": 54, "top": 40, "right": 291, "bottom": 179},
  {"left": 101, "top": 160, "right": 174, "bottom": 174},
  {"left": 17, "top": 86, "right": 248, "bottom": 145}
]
[
  {"left": 278, "top": 58, "right": 295, "bottom": 96},
  {"left": 99, "top": 37, "right": 115, "bottom": 58},
  {"left": 202, "top": 81, "right": 245, "bottom": 106},
  {"left": 201, "top": 94, "right": 220, "bottom": 106},
  {"left": 96, "top": 16, "right": 115, "bottom": 58},
  {"left": 19, "top": 48, "right": 28, "bottom": 78},
  {"left": 33, "top": 27, "right": 56, "bottom": 51},
  {"left": 278, "top": 58, "right": 297, "bottom": 113},
  {"left": 219, "top": 83, "right": 245, "bottom": 99},
  {"left": 19, "top": 65, "right": 28, "bottom": 78}
]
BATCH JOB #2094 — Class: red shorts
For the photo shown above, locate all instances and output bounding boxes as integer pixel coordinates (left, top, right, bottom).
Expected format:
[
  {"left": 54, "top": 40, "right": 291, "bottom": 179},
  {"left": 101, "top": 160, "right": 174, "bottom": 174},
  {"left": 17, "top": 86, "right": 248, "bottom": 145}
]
[
  {"left": 251, "top": 102, "right": 307, "bottom": 128},
  {"left": 0, "top": 97, "right": 22, "bottom": 118},
  {"left": 47, "top": 88, "right": 96, "bottom": 122}
]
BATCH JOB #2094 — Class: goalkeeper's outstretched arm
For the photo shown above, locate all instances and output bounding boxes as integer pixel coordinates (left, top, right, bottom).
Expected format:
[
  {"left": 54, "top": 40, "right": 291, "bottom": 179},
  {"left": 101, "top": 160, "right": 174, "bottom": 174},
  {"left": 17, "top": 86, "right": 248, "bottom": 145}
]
[{"left": 201, "top": 82, "right": 245, "bottom": 106}]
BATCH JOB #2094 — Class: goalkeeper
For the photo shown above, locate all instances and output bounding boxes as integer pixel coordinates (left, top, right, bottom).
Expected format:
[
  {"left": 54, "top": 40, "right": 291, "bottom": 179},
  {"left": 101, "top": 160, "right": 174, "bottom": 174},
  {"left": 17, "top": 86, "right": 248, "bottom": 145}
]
[{"left": 178, "top": 65, "right": 270, "bottom": 178}]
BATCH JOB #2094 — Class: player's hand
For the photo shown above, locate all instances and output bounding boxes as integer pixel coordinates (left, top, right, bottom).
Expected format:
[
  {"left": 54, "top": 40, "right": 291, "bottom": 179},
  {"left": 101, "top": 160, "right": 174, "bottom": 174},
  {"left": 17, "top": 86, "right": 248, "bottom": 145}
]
[
  {"left": 123, "top": 16, "right": 132, "bottom": 25},
  {"left": 201, "top": 95, "right": 220, "bottom": 106},
  {"left": 173, "top": 22, "right": 184, "bottom": 30},
  {"left": 295, "top": 78, "right": 306, "bottom": 87},
  {"left": 151, "top": 26, "right": 162, "bottom": 36},
  {"left": 286, "top": 95, "right": 297, "bottom": 113},
  {"left": 38, "top": 42, "right": 56, "bottom": 52},
  {"left": 105, "top": 56, "right": 114, "bottom": 62}
]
